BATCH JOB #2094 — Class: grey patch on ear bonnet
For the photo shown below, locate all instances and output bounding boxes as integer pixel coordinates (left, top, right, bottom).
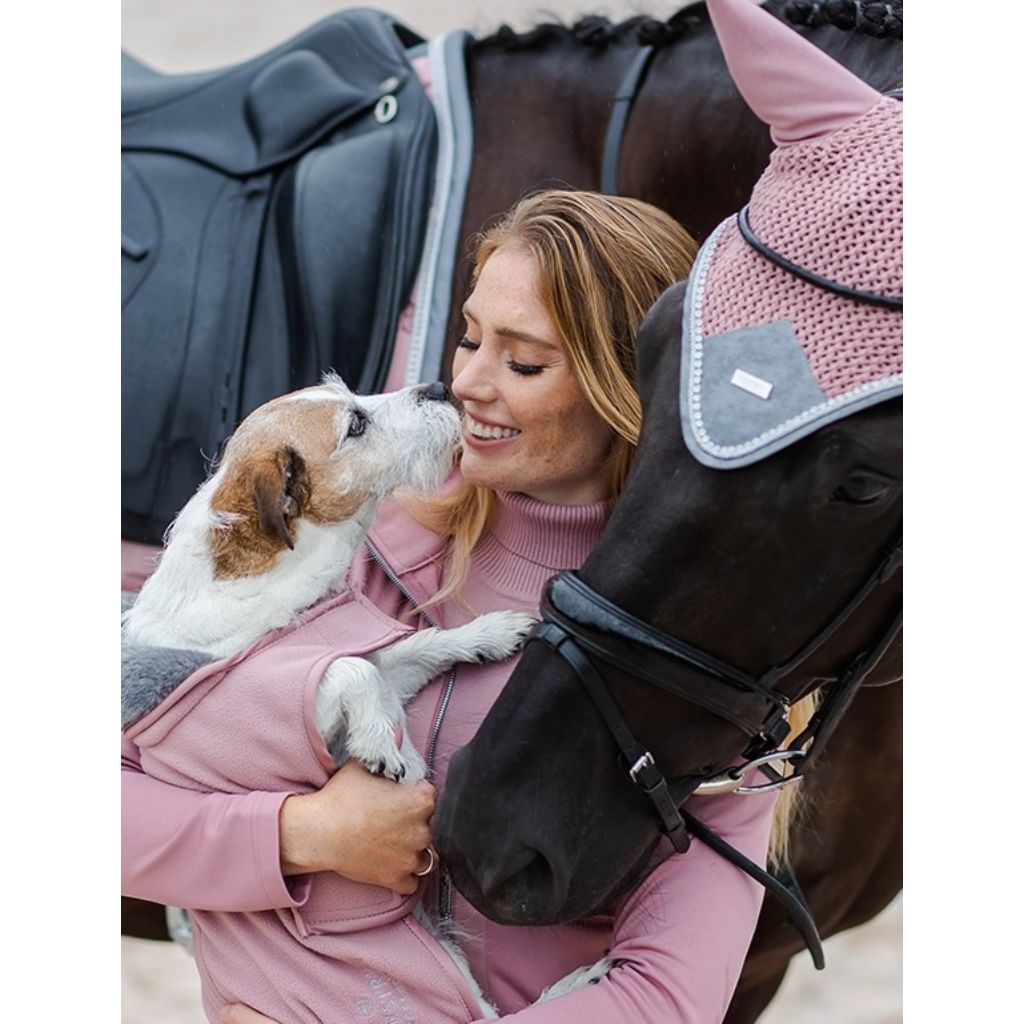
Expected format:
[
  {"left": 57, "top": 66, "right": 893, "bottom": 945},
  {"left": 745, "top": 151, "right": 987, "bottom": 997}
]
[{"left": 679, "top": 226, "right": 902, "bottom": 470}]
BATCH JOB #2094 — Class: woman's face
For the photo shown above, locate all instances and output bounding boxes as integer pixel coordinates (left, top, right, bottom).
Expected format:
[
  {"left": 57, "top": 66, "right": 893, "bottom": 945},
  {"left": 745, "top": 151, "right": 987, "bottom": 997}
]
[{"left": 452, "top": 245, "right": 617, "bottom": 505}]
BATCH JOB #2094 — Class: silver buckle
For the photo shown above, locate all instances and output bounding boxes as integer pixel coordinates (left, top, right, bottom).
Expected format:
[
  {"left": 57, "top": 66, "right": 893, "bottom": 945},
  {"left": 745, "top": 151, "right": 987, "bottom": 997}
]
[{"left": 629, "top": 751, "right": 655, "bottom": 783}]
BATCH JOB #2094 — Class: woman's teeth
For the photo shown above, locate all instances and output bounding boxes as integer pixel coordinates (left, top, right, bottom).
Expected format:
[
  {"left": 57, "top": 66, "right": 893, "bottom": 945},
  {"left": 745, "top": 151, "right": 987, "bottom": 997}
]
[{"left": 466, "top": 416, "right": 520, "bottom": 440}]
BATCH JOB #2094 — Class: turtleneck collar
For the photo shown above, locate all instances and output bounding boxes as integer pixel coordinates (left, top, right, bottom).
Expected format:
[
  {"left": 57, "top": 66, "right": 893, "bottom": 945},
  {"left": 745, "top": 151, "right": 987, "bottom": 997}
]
[{"left": 469, "top": 490, "right": 613, "bottom": 601}]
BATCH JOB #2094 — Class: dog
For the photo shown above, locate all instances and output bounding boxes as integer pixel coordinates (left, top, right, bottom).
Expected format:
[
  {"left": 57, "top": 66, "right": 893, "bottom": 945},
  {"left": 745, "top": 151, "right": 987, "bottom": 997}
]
[{"left": 121, "top": 373, "right": 542, "bottom": 1018}]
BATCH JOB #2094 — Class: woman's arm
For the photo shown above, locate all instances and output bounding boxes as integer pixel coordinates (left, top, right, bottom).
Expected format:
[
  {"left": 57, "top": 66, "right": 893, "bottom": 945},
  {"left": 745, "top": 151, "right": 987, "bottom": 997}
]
[
  {"left": 122, "top": 733, "right": 304, "bottom": 911},
  {"left": 122, "top": 737, "right": 437, "bottom": 909}
]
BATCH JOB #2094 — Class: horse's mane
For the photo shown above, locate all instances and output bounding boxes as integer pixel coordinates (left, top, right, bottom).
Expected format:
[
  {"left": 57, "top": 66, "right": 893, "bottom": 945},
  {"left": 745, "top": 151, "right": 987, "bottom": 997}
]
[
  {"left": 785, "top": 1, "right": 902, "bottom": 39},
  {"left": 471, "top": 0, "right": 901, "bottom": 51}
]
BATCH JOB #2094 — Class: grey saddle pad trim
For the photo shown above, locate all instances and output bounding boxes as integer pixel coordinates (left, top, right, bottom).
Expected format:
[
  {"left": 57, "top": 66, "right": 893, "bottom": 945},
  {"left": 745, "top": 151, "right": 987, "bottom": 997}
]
[{"left": 403, "top": 30, "right": 475, "bottom": 386}]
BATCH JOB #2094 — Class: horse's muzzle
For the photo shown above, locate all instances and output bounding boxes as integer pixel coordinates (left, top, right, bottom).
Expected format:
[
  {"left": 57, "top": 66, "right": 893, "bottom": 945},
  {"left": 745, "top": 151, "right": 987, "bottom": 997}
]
[{"left": 434, "top": 746, "right": 570, "bottom": 925}]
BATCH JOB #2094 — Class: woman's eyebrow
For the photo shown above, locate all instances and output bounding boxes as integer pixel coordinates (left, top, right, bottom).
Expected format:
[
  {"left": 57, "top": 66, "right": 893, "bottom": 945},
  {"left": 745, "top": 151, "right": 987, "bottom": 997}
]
[{"left": 462, "top": 304, "right": 558, "bottom": 351}]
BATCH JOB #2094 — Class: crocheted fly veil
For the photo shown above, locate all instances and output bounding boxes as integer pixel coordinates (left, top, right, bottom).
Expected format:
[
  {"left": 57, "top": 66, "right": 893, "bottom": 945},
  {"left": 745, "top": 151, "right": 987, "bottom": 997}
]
[{"left": 680, "top": 0, "right": 903, "bottom": 469}]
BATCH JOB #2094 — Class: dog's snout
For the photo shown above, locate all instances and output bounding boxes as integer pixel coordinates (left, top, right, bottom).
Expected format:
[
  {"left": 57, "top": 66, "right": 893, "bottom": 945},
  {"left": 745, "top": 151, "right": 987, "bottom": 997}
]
[{"left": 417, "top": 382, "right": 450, "bottom": 404}]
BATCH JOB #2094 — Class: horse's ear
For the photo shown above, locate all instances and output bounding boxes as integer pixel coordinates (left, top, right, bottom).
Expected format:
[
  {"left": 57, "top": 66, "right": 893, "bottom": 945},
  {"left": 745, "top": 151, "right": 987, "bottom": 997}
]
[
  {"left": 705, "top": 0, "right": 881, "bottom": 146},
  {"left": 252, "top": 448, "right": 311, "bottom": 549}
]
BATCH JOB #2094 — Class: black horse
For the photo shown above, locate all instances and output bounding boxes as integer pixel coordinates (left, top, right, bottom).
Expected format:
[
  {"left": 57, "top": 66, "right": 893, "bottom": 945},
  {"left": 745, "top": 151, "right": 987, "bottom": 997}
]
[{"left": 434, "top": 285, "right": 902, "bottom": 1022}]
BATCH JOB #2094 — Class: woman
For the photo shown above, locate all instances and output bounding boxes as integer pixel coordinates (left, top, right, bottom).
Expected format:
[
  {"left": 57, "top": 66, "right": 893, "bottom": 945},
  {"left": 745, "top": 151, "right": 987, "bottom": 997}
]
[{"left": 123, "top": 189, "right": 802, "bottom": 1022}]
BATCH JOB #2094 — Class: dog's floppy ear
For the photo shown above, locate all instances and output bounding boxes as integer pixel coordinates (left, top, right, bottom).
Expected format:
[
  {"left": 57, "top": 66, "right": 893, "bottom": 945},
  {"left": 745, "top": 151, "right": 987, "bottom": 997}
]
[{"left": 252, "top": 447, "right": 311, "bottom": 550}]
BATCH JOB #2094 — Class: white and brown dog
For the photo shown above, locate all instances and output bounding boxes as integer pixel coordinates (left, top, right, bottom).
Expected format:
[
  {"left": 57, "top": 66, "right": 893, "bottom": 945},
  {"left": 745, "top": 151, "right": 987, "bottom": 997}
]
[{"left": 121, "top": 373, "right": 534, "bottom": 785}]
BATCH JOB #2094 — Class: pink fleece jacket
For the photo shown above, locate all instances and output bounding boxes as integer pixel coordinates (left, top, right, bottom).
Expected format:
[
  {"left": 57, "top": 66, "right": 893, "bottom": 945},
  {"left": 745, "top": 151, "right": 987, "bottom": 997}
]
[{"left": 122, "top": 492, "right": 776, "bottom": 1023}]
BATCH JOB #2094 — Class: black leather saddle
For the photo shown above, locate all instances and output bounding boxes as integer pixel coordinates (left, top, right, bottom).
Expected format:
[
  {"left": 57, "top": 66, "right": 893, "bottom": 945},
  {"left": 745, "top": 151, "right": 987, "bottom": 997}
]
[{"left": 122, "top": 9, "right": 437, "bottom": 545}]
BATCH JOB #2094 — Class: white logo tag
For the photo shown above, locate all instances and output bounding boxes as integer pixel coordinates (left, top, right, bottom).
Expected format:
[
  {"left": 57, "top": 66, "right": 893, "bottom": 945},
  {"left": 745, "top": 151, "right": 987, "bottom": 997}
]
[{"left": 730, "top": 368, "right": 774, "bottom": 400}]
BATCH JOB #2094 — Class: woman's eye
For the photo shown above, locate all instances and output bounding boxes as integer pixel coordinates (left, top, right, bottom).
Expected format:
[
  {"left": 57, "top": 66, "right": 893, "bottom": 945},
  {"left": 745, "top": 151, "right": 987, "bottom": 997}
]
[
  {"left": 830, "top": 469, "right": 894, "bottom": 506},
  {"left": 348, "top": 410, "right": 368, "bottom": 438},
  {"left": 456, "top": 337, "right": 479, "bottom": 351},
  {"left": 508, "top": 360, "right": 544, "bottom": 376}
]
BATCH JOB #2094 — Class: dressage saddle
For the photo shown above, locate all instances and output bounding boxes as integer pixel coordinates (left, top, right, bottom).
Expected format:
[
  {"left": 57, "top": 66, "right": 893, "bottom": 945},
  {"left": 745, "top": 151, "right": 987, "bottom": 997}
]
[{"left": 122, "top": 9, "right": 437, "bottom": 545}]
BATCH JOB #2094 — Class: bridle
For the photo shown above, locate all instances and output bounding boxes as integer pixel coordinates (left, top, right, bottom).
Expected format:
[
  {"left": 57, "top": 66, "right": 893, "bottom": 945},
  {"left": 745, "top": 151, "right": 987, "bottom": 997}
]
[
  {"left": 531, "top": 529, "right": 901, "bottom": 969},
  {"left": 534, "top": 526, "right": 902, "bottom": 808}
]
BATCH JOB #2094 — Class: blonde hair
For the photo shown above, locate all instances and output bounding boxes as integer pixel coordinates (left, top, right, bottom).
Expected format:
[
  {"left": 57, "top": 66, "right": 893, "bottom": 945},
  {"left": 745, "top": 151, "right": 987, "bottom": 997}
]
[{"left": 409, "top": 189, "right": 698, "bottom": 601}]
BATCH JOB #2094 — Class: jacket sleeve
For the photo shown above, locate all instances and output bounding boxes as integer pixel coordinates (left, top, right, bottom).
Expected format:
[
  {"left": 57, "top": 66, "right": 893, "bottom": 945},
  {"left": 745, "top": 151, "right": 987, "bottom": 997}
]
[
  {"left": 121, "top": 733, "right": 310, "bottom": 912},
  {"left": 477, "top": 790, "right": 776, "bottom": 1024}
]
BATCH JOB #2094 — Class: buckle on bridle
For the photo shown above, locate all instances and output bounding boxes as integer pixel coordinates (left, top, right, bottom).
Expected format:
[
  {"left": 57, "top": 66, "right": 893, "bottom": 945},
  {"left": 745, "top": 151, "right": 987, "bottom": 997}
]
[{"left": 628, "top": 750, "right": 656, "bottom": 784}]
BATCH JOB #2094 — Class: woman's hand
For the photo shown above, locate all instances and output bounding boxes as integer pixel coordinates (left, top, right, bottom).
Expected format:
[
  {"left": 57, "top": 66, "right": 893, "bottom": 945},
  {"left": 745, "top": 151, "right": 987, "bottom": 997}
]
[{"left": 279, "top": 760, "right": 436, "bottom": 894}]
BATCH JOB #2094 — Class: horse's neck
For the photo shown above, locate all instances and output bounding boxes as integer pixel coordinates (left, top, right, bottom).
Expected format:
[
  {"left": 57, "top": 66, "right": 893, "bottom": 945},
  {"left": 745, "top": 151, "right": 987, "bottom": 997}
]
[{"left": 446, "top": 38, "right": 637, "bottom": 353}]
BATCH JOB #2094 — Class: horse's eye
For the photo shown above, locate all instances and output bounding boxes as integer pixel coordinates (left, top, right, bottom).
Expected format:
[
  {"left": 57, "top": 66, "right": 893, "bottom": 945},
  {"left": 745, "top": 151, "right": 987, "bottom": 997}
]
[
  {"left": 348, "top": 410, "right": 368, "bottom": 438},
  {"left": 830, "top": 469, "right": 895, "bottom": 506}
]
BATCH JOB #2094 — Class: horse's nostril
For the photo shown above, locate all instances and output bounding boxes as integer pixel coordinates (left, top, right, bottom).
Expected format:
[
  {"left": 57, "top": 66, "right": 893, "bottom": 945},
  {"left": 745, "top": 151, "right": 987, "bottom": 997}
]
[
  {"left": 480, "top": 847, "right": 558, "bottom": 915},
  {"left": 418, "top": 381, "right": 450, "bottom": 403}
]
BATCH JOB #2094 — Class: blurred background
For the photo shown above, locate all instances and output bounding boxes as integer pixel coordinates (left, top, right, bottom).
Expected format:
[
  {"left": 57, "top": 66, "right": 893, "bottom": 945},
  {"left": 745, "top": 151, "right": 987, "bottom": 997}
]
[{"left": 120, "top": 2, "right": 902, "bottom": 1020}]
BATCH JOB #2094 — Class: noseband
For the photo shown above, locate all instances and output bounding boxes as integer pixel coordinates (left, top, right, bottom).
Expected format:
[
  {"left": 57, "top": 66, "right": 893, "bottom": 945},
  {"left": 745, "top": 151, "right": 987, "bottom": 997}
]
[{"left": 530, "top": 528, "right": 902, "bottom": 969}]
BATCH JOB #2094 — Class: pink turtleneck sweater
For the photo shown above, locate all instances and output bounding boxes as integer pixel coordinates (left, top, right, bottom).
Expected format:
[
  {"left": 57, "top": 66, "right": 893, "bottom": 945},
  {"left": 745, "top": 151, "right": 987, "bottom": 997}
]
[{"left": 122, "top": 491, "right": 775, "bottom": 1023}]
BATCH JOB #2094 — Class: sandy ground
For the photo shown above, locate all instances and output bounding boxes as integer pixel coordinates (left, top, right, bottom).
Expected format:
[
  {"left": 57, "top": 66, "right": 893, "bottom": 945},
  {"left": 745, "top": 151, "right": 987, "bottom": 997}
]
[{"left": 120, "top": 2, "right": 901, "bottom": 1020}]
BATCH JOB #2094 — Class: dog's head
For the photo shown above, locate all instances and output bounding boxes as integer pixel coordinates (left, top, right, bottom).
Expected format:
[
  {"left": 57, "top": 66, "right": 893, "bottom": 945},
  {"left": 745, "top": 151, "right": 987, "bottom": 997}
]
[{"left": 202, "top": 375, "right": 460, "bottom": 579}]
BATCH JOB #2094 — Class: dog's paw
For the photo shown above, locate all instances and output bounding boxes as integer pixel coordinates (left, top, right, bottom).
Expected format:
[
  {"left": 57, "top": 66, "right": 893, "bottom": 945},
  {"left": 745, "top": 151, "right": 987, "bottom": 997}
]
[
  {"left": 399, "top": 742, "right": 428, "bottom": 786},
  {"left": 346, "top": 720, "right": 409, "bottom": 783},
  {"left": 466, "top": 611, "right": 538, "bottom": 662}
]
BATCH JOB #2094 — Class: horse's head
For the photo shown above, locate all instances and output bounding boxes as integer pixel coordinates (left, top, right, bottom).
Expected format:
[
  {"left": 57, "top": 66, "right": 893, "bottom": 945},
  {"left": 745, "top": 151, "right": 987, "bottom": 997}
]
[{"left": 435, "top": 0, "right": 902, "bottom": 925}]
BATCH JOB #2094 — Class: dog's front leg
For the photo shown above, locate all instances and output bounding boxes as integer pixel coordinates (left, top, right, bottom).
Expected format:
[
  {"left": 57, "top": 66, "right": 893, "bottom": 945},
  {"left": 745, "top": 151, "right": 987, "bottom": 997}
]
[
  {"left": 315, "top": 658, "right": 423, "bottom": 783},
  {"left": 368, "top": 611, "right": 536, "bottom": 700}
]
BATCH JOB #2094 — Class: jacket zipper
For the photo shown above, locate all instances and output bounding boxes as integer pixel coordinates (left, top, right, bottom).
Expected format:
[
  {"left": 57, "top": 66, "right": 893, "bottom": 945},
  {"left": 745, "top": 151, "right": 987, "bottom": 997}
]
[{"left": 364, "top": 538, "right": 455, "bottom": 921}]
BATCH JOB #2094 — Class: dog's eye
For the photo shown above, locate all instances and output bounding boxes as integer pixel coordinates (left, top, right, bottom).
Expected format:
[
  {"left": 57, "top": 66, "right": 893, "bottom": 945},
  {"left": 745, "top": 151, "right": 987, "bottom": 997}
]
[{"left": 348, "top": 410, "right": 368, "bottom": 438}]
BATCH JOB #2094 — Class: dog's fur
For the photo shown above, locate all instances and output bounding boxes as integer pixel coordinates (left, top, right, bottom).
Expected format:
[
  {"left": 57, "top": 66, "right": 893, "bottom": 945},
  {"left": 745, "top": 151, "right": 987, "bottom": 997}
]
[{"left": 121, "top": 374, "right": 544, "bottom": 1017}]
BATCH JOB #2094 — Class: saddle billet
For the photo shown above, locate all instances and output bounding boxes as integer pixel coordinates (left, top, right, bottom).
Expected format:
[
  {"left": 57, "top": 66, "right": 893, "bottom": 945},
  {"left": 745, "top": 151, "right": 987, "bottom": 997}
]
[{"left": 122, "top": 10, "right": 437, "bottom": 545}]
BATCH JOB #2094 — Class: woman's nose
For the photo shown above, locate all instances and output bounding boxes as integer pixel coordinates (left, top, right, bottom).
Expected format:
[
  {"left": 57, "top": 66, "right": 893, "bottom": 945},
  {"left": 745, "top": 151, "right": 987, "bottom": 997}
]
[{"left": 452, "top": 349, "right": 497, "bottom": 404}]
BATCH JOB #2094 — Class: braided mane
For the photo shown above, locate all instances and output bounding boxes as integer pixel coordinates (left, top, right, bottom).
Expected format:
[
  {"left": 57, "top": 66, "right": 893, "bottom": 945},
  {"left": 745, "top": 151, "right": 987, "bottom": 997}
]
[
  {"left": 471, "top": 0, "right": 901, "bottom": 51},
  {"left": 785, "top": 1, "right": 902, "bottom": 39}
]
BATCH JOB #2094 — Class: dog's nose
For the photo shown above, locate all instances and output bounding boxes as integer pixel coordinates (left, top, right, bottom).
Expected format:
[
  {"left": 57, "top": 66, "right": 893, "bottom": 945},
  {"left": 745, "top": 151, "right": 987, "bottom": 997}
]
[{"left": 417, "top": 382, "right": 450, "bottom": 403}]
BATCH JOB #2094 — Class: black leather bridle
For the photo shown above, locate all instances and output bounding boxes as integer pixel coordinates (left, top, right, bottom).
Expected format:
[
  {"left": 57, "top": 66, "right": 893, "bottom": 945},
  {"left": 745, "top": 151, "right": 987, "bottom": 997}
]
[{"left": 531, "top": 529, "right": 901, "bottom": 969}]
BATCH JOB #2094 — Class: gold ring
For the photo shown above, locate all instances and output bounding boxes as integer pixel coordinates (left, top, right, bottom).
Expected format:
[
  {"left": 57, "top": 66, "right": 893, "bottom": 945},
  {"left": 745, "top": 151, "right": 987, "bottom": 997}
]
[{"left": 413, "top": 846, "right": 437, "bottom": 877}]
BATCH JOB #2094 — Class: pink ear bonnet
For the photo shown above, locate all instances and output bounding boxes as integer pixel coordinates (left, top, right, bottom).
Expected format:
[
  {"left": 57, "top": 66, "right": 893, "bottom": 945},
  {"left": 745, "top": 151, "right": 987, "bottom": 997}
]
[{"left": 680, "top": 0, "right": 902, "bottom": 469}]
